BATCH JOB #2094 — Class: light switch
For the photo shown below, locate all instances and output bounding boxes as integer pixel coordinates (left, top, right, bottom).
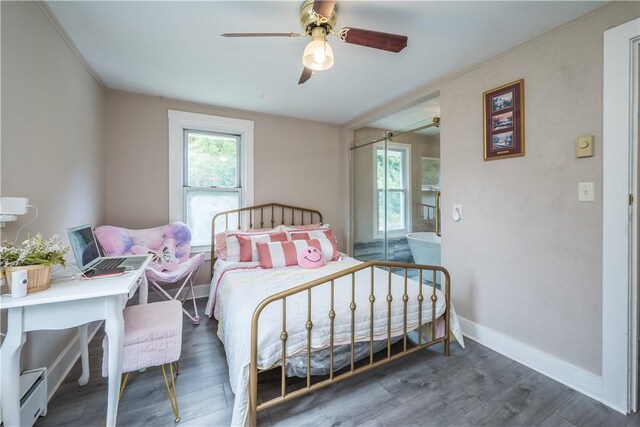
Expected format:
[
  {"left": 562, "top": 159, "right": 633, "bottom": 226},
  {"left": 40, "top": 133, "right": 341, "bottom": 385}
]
[
  {"left": 576, "top": 135, "right": 594, "bottom": 158},
  {"left": 578, "top": 182, "right": 594, "bottom": 202}
]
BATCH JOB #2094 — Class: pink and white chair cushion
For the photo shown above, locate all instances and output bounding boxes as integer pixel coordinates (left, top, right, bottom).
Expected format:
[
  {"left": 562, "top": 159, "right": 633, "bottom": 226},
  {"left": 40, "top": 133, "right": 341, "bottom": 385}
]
[
  {"left": 95, "top": 222, "right": 205, "bottom": 325},
  {"left": 102, "top": 300, "right": 182, "bottom": 376},
  {"left": 102, "top": 300, "right": 183, "bottom": 423}
]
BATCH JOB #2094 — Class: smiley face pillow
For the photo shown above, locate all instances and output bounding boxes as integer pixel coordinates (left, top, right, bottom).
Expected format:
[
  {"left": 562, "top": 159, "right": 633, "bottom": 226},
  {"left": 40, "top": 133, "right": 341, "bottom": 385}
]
[{"left": 297, "top": 246, "right": 326, "bottom": 269}]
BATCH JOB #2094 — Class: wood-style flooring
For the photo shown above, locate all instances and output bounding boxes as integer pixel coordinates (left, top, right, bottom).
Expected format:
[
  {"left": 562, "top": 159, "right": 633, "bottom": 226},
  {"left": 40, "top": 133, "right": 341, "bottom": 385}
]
[{"left": 36, "top": 298, "right": 639, "bottom": 427}]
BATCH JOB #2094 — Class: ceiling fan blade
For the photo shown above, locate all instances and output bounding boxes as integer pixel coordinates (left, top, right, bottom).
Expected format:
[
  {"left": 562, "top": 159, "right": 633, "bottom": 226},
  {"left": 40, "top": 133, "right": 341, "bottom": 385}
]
[
  {"left": 221, "top": 32, "right": 300, "bottom": 38},
  {"left": 298, "top": 67, "right": 314, "bottom": 85},
  {"left": 342, "top": 28, "right": 408, "bottom": 53},
  {"left": 312, "top": 0, "right": 336, "bottom": 19}
]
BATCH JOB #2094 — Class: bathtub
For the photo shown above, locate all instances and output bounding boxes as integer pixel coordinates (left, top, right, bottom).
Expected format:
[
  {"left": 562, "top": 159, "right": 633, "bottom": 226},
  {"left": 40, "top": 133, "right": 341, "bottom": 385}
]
[{"left": 406, "top": 232, "right": 441, "bottom": 284}]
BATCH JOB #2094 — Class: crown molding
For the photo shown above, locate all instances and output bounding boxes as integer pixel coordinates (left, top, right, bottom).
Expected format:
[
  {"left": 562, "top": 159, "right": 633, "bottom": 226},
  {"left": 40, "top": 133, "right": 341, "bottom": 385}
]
[{"left": 36, "top": 1, "right": 107, "bottom": 90}]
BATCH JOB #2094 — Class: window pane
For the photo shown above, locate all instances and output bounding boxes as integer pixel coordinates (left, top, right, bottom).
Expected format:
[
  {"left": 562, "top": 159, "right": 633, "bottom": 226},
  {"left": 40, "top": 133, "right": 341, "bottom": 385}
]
[
  {"left": 376, "top": 148, "right": 403, "bottom": 190},
  {"left": 186, "top": 190, "right": 239, "bottom": 247},
  {"left": 378, "top": 190, "right": 405, "bottom": 232},
  {"left": 187, "top": 131, "right": 238, "bottom": 188},
  {"left": 422, "top": 157, "right": 440, "bottom": 191}
]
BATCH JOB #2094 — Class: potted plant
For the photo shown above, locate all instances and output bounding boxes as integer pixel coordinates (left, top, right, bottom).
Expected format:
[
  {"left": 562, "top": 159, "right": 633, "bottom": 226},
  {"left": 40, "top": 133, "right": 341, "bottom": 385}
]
[{"left": 0, "top": 234, "right": 69, "bottom": 294}]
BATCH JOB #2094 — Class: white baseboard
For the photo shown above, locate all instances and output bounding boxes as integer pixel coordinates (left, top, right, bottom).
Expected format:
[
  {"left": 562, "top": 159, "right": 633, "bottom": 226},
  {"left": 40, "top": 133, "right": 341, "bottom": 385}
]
[
  {"left": 459, "top": 317, "right": 603, "bottom": 405},
  {"left": 46, "top": 321, "right": 102, "bottom": 401},
  {"left": 193, "top": 283, "right": 210, "bottom": 299}
]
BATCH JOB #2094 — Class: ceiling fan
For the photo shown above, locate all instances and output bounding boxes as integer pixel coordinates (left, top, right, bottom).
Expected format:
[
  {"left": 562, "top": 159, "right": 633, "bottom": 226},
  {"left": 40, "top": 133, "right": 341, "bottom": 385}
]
[{"left": 221, "top": 0, "right": 408, "bottom": 85}]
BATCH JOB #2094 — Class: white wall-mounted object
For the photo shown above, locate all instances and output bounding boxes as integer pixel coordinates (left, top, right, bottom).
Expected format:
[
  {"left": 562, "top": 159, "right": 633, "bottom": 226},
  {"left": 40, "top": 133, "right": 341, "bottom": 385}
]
[
  {"left": 578, "top": 182, "right": 594, "bottom": 202},
  {"left": 452, "top": 204, "right": 462, "bottom": 221},
  {"left": 576, "top": 135, "right": 594, "bottom": 157},
  {"left": 0, "top": 197, "right": 29, "bottom": 215},
  {"left": 0, "top": 197, "right": 29, "bottom": 227}
]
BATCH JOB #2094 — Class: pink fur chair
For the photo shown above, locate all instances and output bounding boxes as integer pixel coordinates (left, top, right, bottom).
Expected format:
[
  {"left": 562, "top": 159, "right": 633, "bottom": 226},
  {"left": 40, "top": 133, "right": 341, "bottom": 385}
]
[{"left": 95, "top": 222, "right": 206, "bottom": 325}]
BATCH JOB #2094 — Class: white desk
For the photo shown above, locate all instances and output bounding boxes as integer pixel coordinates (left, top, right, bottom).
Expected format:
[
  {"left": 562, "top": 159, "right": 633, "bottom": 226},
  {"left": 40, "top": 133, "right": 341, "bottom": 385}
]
[{"left": 0, "top": 258, "right": 149, "bottom": 427}]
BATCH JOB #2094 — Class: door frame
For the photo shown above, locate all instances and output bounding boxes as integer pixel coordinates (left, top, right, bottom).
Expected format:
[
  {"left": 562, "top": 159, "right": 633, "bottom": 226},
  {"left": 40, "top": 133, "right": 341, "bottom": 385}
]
[{"left": 602, "top": 17, "right": 640, "bottom": 414}]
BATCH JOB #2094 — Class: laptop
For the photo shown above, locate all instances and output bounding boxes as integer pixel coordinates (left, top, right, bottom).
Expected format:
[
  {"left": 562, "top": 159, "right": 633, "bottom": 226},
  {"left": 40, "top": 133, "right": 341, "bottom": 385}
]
[{"left": 67, "top": 224, "right": 147, "bottom": 277}]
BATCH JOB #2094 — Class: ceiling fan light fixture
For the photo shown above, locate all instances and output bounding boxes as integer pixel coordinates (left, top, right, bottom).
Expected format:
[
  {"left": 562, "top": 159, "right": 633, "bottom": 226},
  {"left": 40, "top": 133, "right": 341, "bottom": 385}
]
[{"left": 302, "top": 27, "right": 334, "bottom": 71}]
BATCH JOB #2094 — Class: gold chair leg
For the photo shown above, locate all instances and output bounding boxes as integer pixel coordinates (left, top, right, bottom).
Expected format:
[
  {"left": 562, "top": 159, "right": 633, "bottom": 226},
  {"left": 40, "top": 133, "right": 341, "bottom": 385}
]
[
  {"left": 173, "top": 361, "right": 180, "bottom": 376},
  {"left": 161, "top": 363, "right": 181, "bottom": 423},
  {"left": 119, "top": 372, "right": 129, "bottom": 399}
]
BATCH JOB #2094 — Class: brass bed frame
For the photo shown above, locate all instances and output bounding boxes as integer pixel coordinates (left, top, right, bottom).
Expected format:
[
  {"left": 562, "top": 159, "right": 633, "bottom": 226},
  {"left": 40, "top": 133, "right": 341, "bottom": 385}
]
[{"left": 211, "top": 203, "right": 450, "bottom": 426}]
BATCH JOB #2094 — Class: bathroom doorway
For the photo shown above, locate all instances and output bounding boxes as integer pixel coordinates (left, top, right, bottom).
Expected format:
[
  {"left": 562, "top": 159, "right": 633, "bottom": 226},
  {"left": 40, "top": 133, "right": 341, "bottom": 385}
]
[{"left": 350, "top": 97, "right": 441, "bottom": 274}]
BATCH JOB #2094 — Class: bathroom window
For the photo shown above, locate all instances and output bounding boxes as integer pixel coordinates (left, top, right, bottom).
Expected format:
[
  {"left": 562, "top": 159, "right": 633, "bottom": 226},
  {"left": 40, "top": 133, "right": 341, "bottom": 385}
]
[
  {"left": 374, "top": 143, "right": 411, "bottom": 236},
  {"left": 421, "top": 157, "right": 440, "bottom": 220}
]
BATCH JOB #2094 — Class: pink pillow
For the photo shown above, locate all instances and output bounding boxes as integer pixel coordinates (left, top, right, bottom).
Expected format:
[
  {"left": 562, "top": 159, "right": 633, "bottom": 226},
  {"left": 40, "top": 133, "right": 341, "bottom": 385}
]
[
  {"left": 298, "top": 246, "right": 326, "bottom": 269},
  {"left": 131, "top": 239, "right": 179, "bottom": 272},
  {"left": 236, "top": 233, "right": 288, "bottom": 262},
  {"left": 214, "top": 227, "right": 279, "bottom": 260},
  {"left": 256, "top": 238, "right": 339, "bottom": 269},
  {"left": 289, "top": 230, "right": 335, "bottom": 241}
]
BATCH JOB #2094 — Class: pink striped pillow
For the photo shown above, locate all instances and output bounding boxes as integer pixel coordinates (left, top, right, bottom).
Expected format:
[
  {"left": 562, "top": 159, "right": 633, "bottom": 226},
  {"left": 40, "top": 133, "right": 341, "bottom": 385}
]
[
  {"left": 289, "top": 230, "right": 335, "bottom": 241},
  {"left": 236, "top": 233, "right": 287, "bottom": 262},
  {"left": 224, "top": 229, "right": 283, "bottom": 261},
  {"left": 256, "top": 238, "right": 339, "bottom": 269}
]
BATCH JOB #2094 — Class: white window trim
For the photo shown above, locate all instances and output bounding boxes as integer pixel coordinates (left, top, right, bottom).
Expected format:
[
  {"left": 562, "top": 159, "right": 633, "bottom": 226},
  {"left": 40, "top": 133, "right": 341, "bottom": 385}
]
[
  {"left": 373, "top": 142, "right": 412, "bottom": 239},
  {"left": 602, "top": 18, "right": 640, "bottom": 414},
  {"left": 168, "top": 109, "right": 254, "bottom": 253}
]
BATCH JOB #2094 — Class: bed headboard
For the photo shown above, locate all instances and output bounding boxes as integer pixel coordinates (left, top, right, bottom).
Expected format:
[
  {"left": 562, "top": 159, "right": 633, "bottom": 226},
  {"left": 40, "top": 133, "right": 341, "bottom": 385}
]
[{"left": 210, "top": 202, "right": 323, "bottom": 267}]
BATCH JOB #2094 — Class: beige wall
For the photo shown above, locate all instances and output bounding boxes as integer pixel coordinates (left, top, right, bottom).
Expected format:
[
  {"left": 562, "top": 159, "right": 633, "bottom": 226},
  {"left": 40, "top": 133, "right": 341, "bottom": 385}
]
[
  {"left": 352, "top": 127, "right": 439, "bottom": 243},
  {"left": 439, "top": 2, "right": 639, "bottom": 375},
  {"left": 1, "top": 2, "right": 106, "bottom": 369},
  {"left": 104, "top": 91, "right": 346, "bottom": 283}
]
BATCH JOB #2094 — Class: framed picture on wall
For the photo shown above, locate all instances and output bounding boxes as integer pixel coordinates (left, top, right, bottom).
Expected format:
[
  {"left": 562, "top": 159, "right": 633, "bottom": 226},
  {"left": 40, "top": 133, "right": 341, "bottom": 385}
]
[{"left": 483, "top": 79, "right": 524, "bottom": 160}]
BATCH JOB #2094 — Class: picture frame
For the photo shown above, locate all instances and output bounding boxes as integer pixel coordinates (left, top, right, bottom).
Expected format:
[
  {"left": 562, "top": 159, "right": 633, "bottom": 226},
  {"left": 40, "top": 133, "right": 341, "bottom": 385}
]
[{"left": 483, "top": 79, "right": 524, "bottom": 160}]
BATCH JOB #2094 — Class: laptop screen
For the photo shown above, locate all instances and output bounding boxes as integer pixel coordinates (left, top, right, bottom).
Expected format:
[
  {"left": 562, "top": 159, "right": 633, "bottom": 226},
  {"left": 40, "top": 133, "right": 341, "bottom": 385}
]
[{"left": 67, "top": 225, "right": 100, "bottom": 269}]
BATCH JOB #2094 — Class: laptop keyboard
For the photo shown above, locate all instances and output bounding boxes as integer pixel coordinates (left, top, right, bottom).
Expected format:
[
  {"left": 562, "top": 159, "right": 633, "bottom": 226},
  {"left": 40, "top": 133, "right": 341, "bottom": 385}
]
[{"left": 94, "top": 258, "right": 125, "bottom": 270}]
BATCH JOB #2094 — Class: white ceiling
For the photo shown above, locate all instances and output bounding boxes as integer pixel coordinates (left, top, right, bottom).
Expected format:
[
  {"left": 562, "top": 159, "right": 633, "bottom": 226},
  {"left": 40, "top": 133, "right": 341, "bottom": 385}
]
[{"left": 46, "top": 1, "right": 604, "bottom": 126}]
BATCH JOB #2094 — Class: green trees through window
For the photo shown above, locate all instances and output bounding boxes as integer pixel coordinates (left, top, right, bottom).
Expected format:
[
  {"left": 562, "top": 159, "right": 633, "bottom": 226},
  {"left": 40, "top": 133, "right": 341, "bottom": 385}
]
[{"left": 376, "top": 147, "right": 408, "bottom": 232}]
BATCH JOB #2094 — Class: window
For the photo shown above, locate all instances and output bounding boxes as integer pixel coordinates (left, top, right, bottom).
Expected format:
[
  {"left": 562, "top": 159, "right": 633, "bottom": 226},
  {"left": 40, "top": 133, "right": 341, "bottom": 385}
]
[
  {"left": 169, "top": 110, "right": 253, "bottom": 250},
  {"left": 420, "top": 157, "right": 440, "bottom": 220},
  {"left": 374, "top": 143, "right": 411, "bottom": 235}
]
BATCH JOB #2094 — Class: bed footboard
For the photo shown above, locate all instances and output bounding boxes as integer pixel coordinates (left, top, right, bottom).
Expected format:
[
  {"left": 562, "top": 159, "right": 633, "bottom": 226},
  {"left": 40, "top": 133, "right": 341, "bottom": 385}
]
[{"left": 248, "top": 261, "right": 450, "bottom": 426}]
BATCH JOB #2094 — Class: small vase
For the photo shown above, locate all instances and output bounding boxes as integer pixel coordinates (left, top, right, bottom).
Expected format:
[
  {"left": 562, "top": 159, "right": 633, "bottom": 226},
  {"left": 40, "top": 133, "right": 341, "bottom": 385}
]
[{"left": 5, "top": 265, "right": 52, "bottom": 294}]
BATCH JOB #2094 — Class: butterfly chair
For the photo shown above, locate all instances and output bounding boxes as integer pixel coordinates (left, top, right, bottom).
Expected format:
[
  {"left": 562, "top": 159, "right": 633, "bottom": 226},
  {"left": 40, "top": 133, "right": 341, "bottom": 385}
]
[{"left": 95, "top": 222, "right": 206, "bottom": 325}]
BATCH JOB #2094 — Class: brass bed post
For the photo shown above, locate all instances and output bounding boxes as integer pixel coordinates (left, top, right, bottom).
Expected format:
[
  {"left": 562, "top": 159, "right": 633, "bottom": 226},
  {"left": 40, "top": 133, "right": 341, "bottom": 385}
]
[
  {"left": 271, "top": 205, "right": 275, "bottom": 228},
  {"left": 386, "top": 267, "right": 393, "bottom": 359},
  {"left": 306, "top": 288, "right": 312, "bottom": 389},
  {"left": 281, "top": 298, "right": 287, "bottom": 398},
  {"left": 444, "top": 270, "right": 451, "bottom": 356},
  {"left": 418, "top": 269, "right": 424, "bottom": 346},
  {"left": 369, "top": 266, "right": 375, "bottom": 365},
  {"left": 329, "top": 280, "right": 335, "bottom": 380},
  {"left": 432, "top": 270, "right": 437, "bottom": 342},
  {"left": 403, "top": 268, "right": 408, "bottom": 352},
  {"left": 350, "top": 272, "right": 356, "bottom": 372}
]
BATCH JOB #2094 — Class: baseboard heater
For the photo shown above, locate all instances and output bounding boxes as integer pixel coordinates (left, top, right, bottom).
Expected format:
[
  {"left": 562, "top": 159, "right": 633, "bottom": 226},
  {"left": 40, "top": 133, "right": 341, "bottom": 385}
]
[{"left": 0, "top": 368, "right": 48, "bottom": 427}]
